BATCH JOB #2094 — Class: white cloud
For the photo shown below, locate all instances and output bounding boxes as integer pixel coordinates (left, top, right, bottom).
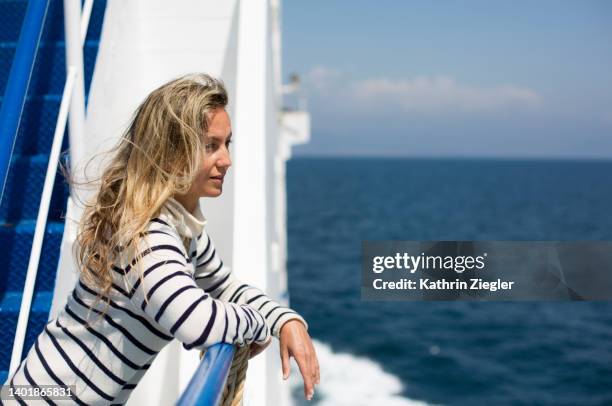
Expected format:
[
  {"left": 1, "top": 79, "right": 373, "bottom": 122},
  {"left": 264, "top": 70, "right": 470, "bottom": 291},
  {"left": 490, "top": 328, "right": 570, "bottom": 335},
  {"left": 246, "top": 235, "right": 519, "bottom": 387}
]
[
  {"left": 350, "top": 75, "right": 541, "bottom": 114},
  {"left": 302, "top": 67, "right": 542, "bottom": 116},
  {"left": 304, "top": 65, "right": 343, "bottom": 93}
]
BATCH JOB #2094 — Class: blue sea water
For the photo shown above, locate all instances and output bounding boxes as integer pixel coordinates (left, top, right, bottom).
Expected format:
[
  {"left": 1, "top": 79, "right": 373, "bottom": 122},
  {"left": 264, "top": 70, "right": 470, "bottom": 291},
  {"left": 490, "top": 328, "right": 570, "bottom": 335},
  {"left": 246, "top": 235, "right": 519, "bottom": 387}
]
[{"left": 286, "top": 157, "right": 612, "bottom": 406}]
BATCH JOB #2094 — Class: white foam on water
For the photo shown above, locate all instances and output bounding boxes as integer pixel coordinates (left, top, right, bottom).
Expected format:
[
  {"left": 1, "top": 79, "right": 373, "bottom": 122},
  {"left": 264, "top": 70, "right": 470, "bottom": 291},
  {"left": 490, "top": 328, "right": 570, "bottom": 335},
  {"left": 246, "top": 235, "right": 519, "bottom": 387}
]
[{"left": 288, "top": 339, "right": 435, "bottom": 406}]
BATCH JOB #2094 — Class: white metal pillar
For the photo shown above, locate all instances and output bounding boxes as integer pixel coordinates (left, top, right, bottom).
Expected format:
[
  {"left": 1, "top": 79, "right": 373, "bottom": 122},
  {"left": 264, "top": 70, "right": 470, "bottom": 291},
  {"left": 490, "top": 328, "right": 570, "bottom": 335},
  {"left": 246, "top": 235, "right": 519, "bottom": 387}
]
[
  {"left": 63, "top": 0, "right": 86, "bottom": 177},
  {"left": 233, "top": 0, "right": 273, "bottom": 404}
]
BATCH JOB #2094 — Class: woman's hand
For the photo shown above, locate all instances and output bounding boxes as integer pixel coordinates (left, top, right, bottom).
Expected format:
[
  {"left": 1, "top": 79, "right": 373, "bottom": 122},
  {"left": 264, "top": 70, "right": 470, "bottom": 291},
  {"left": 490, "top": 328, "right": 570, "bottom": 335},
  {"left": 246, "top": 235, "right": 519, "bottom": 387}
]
[{"left": 279, "top": 319, "right": 320, "bottom": 401}]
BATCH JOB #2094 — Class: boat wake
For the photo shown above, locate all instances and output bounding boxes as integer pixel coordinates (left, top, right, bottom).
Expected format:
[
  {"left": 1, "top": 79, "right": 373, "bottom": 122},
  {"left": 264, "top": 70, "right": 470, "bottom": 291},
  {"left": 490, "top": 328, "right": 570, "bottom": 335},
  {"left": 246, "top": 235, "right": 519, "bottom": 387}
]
[{"left": 288, "top": 339, "right": 434, "bottom": 406}]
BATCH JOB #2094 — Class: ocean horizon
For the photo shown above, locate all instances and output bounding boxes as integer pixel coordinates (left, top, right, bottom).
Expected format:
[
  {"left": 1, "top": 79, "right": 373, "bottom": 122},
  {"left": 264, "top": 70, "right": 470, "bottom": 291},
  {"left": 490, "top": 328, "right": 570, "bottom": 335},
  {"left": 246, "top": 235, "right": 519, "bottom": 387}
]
[{"left": 286, "top": 157, "right": 612, "bottom": 406}]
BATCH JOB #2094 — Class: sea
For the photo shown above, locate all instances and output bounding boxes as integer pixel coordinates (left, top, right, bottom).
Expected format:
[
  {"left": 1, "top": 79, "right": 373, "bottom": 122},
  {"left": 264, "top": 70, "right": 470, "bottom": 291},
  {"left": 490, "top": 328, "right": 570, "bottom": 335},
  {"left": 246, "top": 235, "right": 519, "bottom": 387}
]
[{"left": 285, "top": 157, "right": 612, "bottom": 406}]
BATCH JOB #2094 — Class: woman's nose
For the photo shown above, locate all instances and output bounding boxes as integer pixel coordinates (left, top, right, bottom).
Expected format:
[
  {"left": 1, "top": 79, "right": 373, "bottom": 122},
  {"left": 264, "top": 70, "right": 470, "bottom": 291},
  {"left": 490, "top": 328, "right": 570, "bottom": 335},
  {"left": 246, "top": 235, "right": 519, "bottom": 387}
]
[{"left": 218, "top": 149, "right": 231, "bottom": 169}]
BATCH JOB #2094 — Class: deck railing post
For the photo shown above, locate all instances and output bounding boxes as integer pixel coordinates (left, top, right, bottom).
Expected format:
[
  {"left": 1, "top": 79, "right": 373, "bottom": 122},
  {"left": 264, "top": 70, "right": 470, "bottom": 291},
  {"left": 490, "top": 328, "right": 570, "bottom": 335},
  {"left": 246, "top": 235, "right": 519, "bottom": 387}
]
[{"left": 63, "top": 0, "right": 86, "bottom": 186}]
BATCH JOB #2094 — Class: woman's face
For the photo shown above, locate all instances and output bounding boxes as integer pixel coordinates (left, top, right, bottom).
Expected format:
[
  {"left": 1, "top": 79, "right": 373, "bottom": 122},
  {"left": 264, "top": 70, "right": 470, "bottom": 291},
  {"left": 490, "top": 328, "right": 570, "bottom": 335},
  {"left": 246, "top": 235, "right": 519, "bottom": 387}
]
[{"left": 194, "top": 107, "right": 232, "bottom": 198}]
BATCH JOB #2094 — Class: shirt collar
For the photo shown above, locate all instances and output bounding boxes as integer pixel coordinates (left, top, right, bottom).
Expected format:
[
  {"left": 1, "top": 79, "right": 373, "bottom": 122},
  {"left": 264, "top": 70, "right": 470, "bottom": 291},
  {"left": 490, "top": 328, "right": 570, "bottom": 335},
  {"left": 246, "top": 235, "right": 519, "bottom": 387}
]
[{"left": 161, "top": 197, "right": 207, "bottom": 239}]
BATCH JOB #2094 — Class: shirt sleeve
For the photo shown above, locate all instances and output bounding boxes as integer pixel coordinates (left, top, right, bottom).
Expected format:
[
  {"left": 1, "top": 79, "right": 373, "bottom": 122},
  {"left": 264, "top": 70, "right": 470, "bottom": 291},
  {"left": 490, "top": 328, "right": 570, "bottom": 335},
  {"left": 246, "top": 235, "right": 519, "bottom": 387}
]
[
  {"left": 123, "top": 226, "right": 271, "bottom": 351},
  {"left": 192, "top": 230, "right": 309, "bottom": 339}
]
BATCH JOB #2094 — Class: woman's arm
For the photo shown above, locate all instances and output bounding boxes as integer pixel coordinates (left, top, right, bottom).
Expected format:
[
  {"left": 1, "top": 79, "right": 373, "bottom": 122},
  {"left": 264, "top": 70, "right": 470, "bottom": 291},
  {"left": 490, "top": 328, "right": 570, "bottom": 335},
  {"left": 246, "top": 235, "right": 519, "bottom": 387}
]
[
  {"left": 193, "top": 229, "right": 319, "bottom": 401},
  {"left": 123, "top": 227, "right": 271, "bottom": 351},
  {"left": 192, "top": 230, "right": 308, "bottom": 339}
]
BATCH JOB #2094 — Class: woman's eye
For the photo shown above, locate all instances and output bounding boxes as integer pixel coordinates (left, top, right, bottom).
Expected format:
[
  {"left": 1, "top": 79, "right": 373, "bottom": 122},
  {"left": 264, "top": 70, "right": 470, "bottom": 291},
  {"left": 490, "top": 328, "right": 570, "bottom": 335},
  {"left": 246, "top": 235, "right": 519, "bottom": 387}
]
[{"left": 204, "top": 140, "right": 231, "bottom": 152}]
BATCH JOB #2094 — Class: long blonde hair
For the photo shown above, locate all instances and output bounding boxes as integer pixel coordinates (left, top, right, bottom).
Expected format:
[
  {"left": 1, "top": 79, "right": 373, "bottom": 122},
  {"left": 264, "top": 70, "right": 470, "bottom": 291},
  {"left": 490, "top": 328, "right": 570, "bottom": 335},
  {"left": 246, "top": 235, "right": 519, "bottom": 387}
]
[{"left": 62, "top": 73, "right": 228, "bottom": 319}]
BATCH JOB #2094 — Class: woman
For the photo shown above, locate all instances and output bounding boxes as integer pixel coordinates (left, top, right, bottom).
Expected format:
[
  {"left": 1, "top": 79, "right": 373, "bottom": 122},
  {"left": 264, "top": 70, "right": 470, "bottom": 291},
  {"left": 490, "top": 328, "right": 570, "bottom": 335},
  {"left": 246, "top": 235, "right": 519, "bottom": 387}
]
[{"left": 5, "top": 73, "right": 319, "bottom": 404}]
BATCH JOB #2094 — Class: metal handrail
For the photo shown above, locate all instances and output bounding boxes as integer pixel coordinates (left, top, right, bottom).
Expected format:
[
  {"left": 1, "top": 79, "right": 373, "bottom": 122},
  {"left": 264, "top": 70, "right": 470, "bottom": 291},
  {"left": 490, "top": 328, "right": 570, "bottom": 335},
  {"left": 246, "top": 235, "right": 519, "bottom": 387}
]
[
  {"left": 7, "top": 0, "right": 96, "bottom": 377},
  {"left": 0, "top": 0, "right": 50, "bottom": 205},
  {"left": 177, "top": 344, "right": 236, "bottom": 406}
]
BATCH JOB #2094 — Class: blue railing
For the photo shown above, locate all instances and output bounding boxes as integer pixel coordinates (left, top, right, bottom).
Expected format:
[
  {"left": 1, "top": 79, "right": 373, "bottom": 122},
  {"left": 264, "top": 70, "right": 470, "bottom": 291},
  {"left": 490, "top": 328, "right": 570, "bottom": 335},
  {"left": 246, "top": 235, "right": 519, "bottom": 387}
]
[
  {"left": 0, "top": 0, "right": 50, "bottom": 204},
  {"left": 177, "top": 343, "right": 237, "bottom": 406}
]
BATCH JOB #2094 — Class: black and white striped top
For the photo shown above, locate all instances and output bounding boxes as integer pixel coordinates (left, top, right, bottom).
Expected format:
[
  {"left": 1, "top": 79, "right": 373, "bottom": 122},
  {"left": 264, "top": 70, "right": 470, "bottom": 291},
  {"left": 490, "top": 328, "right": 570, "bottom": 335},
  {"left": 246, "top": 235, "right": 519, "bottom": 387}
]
[{"left": 5, "top": 197, "right": 307, "bottom": 405}]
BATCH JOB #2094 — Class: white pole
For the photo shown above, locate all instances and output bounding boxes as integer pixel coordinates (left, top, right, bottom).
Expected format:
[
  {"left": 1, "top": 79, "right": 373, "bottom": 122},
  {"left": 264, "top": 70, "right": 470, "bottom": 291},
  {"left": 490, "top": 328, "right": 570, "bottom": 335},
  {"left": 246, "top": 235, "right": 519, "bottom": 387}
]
[
  {"left": 234, "top": 1, "right": 277, "bottom": 404},
  {"left": 64, "top": 0, "right": 86, "bottom": 193},
  {"left": 80, "top": 0, "right": 95, "bottom": 44}
]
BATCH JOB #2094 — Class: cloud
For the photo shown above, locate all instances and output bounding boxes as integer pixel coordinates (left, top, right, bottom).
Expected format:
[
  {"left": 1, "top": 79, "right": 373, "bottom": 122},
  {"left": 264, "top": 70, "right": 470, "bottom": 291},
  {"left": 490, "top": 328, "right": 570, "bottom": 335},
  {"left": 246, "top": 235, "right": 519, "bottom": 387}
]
[
  {"left": 302, "top": 66, "right": 542, "bottom": 116},
  {"left": 304, "top": 65, "right": 343, "bottom": 93},
  {"left": 350, "top": 75, "right": 541, "bottom": 114}
]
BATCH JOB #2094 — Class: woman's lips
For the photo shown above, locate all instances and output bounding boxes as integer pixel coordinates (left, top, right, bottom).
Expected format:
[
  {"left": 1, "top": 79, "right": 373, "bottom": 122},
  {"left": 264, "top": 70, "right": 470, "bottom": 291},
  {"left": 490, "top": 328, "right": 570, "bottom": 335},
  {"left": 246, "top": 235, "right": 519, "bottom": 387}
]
[{"left": 210, "top": 176, "right": 223, "bottom": 183}]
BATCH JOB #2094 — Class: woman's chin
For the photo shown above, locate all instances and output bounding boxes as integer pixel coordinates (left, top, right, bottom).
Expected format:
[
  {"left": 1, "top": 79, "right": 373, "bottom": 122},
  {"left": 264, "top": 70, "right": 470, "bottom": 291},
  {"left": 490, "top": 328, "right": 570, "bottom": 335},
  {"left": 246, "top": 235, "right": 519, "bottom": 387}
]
[{"left": 203, "top": 186, "right": 223, "bottom": 197}]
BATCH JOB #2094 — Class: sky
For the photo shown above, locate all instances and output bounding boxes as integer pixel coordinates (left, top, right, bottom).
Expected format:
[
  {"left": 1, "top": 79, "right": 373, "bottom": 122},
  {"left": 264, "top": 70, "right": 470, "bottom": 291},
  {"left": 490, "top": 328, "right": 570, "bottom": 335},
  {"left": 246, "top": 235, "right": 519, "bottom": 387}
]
[{"left": 281, "top": 0, "right": 612, "bottom": 158}]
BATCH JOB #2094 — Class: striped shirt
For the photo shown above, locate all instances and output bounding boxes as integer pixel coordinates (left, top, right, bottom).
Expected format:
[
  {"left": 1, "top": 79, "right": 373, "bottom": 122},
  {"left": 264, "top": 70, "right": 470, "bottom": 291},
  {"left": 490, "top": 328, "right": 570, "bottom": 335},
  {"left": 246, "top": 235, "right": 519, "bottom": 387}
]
[{"left": 4, "top": 197, "right": 307, "bottom": 405}]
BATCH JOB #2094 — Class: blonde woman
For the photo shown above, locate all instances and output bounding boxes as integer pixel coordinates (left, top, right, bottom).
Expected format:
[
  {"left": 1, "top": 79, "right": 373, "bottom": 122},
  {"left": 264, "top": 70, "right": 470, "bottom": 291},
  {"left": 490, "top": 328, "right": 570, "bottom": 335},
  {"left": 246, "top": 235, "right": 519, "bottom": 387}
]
[{"left": 5, "top": 73, "right": 319, "bottom": 404}]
